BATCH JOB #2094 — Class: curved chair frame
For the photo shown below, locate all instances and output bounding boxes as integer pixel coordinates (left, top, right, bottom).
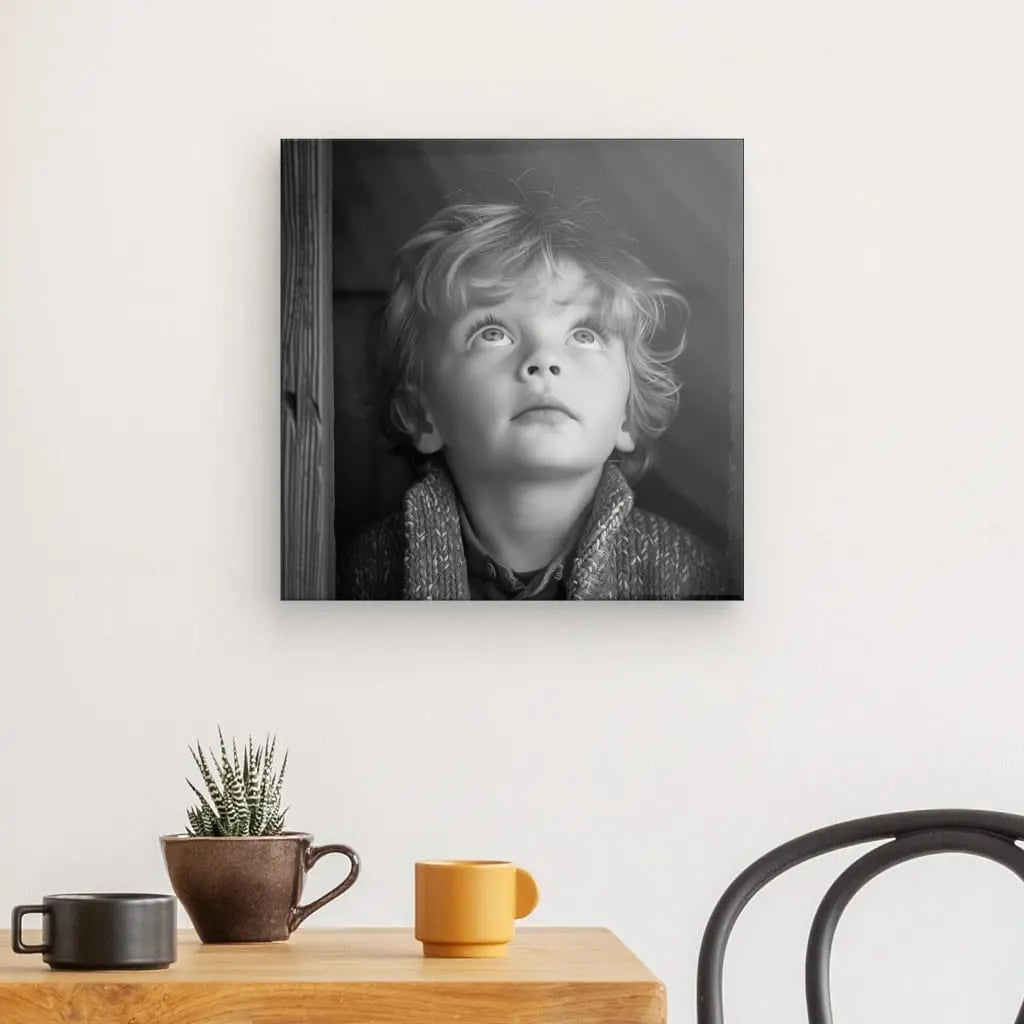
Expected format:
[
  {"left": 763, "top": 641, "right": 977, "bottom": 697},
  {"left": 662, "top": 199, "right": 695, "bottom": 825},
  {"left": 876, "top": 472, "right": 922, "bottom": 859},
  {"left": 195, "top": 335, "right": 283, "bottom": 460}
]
[{"left": 697, "top": 809, "right": 1024, "bottom": 1024}]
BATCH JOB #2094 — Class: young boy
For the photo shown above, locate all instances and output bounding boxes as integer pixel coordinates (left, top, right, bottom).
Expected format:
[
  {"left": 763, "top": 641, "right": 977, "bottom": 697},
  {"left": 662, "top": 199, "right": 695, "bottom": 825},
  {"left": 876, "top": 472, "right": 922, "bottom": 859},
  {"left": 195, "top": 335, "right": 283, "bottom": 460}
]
[{"left": 339, "top": 197, "right": 726, "bottom": 600}]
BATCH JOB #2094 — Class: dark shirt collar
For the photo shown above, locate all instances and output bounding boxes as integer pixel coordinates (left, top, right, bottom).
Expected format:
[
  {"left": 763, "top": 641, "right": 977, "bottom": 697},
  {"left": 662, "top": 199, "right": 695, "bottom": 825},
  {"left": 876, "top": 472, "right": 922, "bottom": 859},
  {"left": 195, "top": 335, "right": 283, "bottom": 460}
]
[
  {"left": 401, "top": 458, "right": 636, "bottom": 600},
  {"left": 457, "top": 498, "right": 583, "bottom": 601}
]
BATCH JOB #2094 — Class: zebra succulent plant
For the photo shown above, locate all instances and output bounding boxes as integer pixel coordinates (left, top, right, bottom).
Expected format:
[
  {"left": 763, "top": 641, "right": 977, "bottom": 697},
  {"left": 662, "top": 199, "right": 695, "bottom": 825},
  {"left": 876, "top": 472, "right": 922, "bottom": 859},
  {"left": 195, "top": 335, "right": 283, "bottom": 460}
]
[{"left": 185, "top": 729, "right": 289, "bottom": 837}]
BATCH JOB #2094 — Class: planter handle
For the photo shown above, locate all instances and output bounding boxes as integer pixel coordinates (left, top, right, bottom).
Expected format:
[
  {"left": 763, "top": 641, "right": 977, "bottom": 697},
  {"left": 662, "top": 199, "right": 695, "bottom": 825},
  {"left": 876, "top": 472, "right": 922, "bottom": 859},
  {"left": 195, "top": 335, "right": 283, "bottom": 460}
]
[{"left": 288, "top": 843, "right": 361, "bottom": 932}]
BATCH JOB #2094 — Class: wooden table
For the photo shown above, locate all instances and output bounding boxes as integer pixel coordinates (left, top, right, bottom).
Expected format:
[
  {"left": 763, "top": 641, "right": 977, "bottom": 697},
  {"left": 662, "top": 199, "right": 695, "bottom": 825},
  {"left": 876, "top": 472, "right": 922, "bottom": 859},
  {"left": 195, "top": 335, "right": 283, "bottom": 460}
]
[{"left": 0, "top": 926, "right": 666, "bottom": 1023}]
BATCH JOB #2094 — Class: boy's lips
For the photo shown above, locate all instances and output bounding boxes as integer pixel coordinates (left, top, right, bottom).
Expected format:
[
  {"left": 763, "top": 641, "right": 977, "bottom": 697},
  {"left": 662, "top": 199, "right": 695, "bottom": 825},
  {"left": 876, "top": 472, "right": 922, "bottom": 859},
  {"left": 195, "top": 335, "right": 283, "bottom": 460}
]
[{"left": 512, "top": 397, "right": 578, "bottom": 421}]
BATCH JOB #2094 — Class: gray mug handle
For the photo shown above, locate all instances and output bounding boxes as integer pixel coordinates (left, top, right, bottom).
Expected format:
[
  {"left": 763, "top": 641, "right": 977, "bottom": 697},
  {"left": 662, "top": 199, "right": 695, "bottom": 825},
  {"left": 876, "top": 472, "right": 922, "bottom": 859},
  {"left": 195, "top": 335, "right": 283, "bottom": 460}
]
[{"left": 11, "top": 905, "right": 48, "bottom": 954}]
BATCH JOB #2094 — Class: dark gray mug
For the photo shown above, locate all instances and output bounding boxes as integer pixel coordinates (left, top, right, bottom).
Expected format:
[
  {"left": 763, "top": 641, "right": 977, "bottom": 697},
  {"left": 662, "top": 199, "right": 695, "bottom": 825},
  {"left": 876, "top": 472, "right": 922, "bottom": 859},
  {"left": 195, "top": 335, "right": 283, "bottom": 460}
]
[{"left": 11, "top": 893, "right": 176, "bottom": 970}]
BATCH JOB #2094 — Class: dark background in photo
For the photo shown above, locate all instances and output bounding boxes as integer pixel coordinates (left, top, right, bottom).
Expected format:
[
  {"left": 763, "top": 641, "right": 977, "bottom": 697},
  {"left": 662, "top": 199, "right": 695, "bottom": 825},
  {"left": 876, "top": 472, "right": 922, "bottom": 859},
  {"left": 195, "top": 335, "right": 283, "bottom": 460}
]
[{"left": 330, "top": 140, "right": 743, "bottom": 595}]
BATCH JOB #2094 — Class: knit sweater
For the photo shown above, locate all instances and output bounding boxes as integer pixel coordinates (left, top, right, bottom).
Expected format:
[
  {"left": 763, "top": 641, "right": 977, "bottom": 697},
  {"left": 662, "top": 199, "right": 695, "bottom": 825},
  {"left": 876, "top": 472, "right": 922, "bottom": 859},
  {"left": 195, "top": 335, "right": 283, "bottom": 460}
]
[{"left": 338, "top": 462, "right": 728, "bottom": 600}]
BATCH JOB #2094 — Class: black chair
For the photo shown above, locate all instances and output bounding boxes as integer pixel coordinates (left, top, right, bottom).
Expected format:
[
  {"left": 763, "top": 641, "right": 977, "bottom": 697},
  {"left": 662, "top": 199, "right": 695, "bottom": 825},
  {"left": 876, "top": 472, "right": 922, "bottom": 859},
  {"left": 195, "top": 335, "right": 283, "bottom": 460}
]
[{"left": 697, "top": 809, "right": 1024, "bottom": 1023}]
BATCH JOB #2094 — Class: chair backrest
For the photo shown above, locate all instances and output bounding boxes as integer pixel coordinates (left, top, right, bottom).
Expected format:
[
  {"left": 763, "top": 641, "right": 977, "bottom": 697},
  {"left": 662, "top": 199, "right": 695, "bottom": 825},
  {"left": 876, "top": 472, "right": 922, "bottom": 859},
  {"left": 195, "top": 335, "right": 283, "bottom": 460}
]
[{"left": 696, "top": 809, "right": 1024, "bottom": 1024}]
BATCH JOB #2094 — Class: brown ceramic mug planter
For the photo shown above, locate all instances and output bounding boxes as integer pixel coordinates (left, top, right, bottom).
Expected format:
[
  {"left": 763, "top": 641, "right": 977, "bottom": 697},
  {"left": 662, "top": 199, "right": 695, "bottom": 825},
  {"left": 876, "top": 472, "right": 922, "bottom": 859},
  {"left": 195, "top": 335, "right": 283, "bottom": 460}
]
[{"left": 160, "top": 832, "right": 359, "bottom": 943}]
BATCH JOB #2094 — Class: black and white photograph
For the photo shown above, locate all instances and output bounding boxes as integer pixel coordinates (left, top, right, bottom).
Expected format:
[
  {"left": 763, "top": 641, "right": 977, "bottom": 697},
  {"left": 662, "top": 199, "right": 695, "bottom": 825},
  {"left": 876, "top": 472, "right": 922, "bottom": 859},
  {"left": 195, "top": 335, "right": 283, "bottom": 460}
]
[{"left": 281, "top": 139, "right": 743, "bottom": 600}]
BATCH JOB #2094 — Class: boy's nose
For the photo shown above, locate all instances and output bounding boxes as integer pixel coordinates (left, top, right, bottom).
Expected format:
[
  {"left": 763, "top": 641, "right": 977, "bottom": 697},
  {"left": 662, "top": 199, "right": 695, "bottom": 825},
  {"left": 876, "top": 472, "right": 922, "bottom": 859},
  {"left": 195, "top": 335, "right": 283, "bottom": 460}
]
[
  {"left": 517, "top": 340, "right": 562, "bottom": 379},
  {"left": 526, "top": 361, "right": 561, "bottom": 377}
]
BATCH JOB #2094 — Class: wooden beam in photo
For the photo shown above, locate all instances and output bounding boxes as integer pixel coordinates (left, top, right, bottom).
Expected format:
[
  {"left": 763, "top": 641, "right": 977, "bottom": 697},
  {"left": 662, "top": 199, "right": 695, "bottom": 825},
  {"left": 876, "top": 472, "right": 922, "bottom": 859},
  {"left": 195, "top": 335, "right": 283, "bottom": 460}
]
[{"left": 281, "top": 140, "right": 335, "bottom": 599}]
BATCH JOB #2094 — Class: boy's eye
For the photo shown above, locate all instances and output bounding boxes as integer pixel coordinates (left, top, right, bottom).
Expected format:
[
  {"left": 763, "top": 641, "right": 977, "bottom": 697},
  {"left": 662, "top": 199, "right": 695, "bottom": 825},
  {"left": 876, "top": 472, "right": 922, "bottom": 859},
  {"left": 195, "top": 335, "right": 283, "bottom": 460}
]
[
  {"left": 570, "top": 326, "right": 604, "bottom": 347},
  {"left": 467, "top": 320, "right": 513, "bottom": 348}
]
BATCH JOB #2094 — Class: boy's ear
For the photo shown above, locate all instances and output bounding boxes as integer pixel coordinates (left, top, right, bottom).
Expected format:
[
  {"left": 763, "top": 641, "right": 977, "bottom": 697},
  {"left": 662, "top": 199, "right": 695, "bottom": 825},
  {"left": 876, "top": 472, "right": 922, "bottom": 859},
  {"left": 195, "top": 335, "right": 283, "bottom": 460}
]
[
  {"left": 615, "top": 420, "right": 636, "bottom": 454},
  {"left": 410, "top": 393, "right": 444, "bottom": 454}
]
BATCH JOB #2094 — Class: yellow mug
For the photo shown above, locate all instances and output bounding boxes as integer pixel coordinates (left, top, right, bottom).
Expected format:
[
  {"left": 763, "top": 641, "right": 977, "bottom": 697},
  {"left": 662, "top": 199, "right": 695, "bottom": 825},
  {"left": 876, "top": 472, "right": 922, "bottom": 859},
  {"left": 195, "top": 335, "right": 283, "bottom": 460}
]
[{"left": 414, "top": 860, "right": 539, "bottom": 958}]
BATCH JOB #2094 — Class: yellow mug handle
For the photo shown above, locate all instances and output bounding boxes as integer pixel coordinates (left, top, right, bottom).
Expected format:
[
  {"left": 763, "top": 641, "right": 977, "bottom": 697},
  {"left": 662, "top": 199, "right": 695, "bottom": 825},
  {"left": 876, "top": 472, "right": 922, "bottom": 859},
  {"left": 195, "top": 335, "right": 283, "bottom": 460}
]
[{"left": 515, "top": 867, "right": 539, "bottom": 919}]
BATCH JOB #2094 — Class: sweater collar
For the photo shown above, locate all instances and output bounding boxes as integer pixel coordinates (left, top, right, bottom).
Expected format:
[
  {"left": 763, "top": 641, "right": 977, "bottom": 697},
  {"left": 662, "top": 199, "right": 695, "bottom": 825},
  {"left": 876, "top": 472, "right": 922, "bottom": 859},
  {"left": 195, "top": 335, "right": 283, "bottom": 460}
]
[
  {"left": 402, "top": 461, "right": 635, "bottom": 600},
  {"left": 567, "top": 461, "right": 635, "bottom": 599}
]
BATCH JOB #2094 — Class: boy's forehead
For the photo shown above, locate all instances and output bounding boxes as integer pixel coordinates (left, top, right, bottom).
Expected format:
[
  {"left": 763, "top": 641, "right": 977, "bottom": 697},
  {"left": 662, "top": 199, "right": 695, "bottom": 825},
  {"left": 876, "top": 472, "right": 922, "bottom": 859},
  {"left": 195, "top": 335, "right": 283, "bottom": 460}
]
[
  {"left": 473, "top": 259, "right": 601, "bottom": 311},
  {"left": 519, "top": 261, "right": 596, "bottom": 303}
]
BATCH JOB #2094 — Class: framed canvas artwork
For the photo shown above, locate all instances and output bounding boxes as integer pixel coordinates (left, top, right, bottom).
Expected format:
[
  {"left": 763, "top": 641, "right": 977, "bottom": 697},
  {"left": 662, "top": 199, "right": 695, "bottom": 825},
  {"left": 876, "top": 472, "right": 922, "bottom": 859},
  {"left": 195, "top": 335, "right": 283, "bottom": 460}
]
[{"left": 281, "top": 140, "right": 742, "bottom": 601}]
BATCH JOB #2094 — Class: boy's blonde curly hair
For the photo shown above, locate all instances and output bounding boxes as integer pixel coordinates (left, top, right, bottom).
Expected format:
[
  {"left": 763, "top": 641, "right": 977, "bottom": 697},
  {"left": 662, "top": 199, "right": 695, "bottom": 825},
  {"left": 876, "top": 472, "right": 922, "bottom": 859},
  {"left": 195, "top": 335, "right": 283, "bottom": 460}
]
[{"left": 376, "top": 196, "right": 689, "bottom": 479}]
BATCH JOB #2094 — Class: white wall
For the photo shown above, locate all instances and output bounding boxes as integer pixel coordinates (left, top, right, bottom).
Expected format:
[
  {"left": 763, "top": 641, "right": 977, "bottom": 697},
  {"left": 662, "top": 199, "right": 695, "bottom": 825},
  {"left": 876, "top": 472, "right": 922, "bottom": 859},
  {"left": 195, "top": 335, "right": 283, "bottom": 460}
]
[{"left": 2, "top": 1, "right": 1023, "bottom": 1021}]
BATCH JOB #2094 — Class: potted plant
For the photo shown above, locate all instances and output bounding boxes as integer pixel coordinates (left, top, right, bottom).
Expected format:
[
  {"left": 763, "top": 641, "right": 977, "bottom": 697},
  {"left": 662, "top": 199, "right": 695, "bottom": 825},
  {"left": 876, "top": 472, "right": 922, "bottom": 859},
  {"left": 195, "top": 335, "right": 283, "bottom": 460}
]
[{"left": 160, "top": 729, "right": 360, "bottom": 943}]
